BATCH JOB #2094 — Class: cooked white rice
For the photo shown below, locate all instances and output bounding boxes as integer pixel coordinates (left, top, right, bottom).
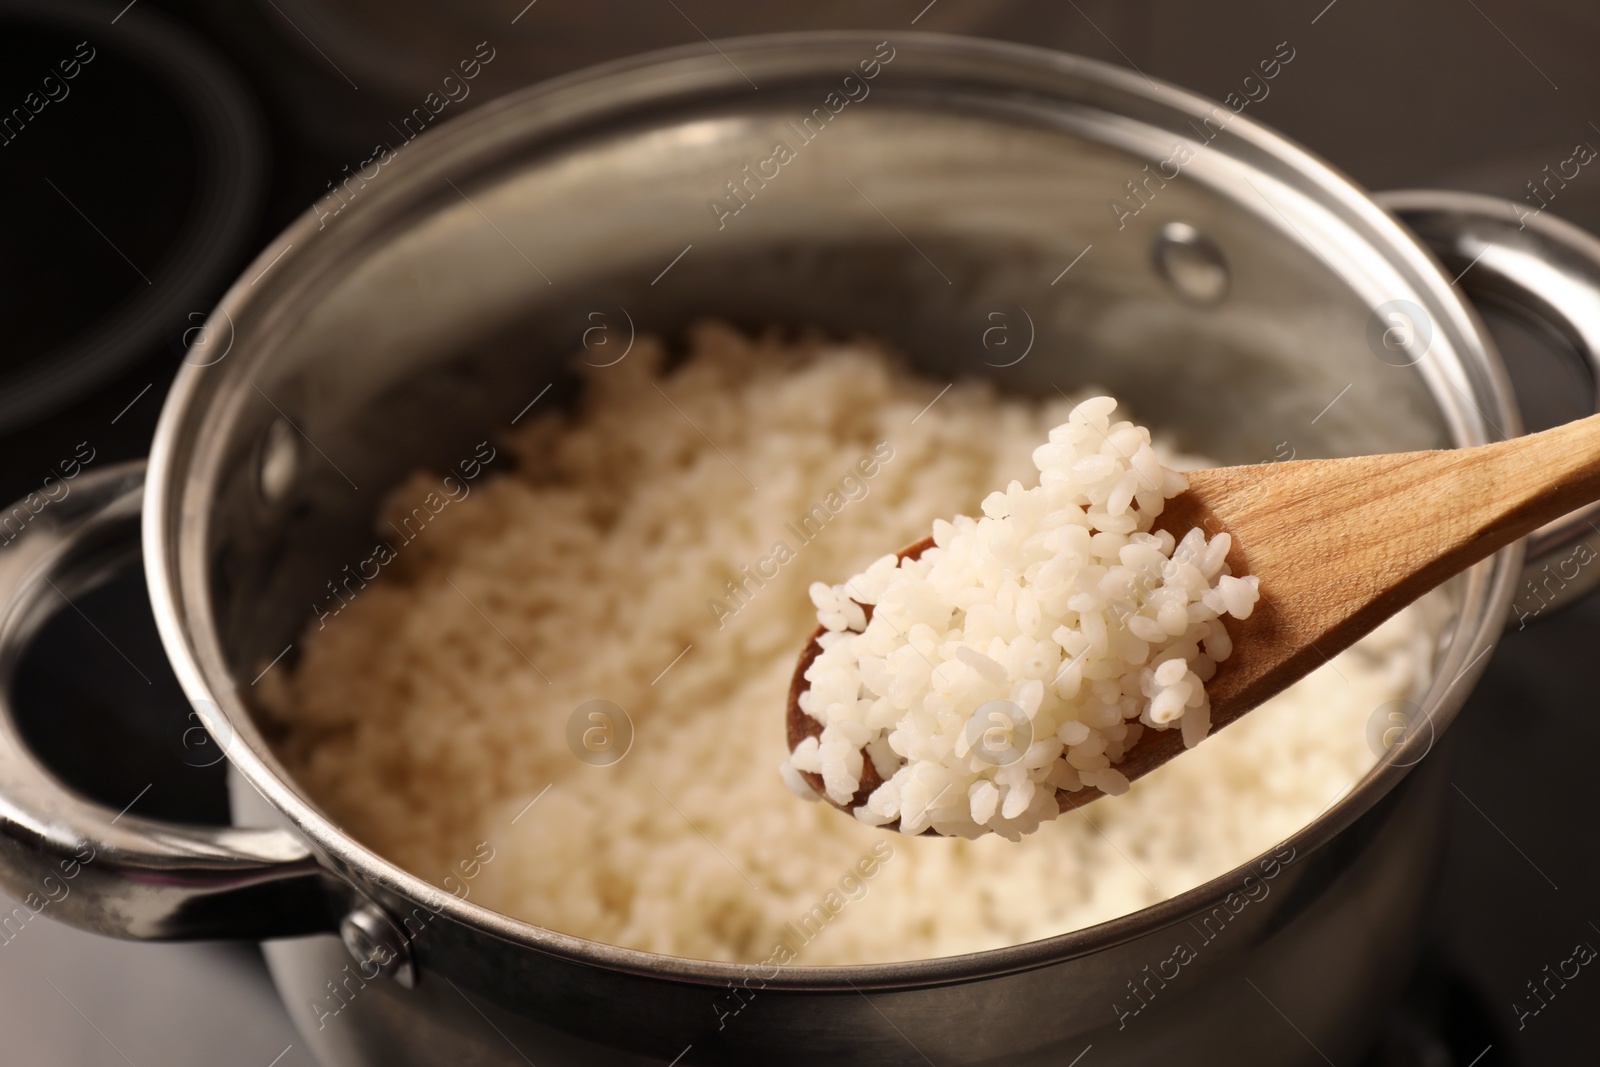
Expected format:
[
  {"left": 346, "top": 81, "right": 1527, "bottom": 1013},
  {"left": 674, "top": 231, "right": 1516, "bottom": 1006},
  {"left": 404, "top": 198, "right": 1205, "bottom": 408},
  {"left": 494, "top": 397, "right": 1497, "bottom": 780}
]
[
  {"left": 788, "top": 397, "right": 1259, "bottom": 839},
  {"left": 260, "top": 321, "right": 1429, "bottom": 965}
]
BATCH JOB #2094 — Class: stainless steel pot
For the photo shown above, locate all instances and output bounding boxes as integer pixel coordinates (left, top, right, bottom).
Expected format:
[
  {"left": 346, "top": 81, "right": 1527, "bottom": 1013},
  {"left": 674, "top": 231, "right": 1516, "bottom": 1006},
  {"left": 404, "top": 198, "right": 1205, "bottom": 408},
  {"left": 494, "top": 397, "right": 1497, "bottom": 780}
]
[{"left": 5, "top": 32, "right": 1600, "bottom": 1067}]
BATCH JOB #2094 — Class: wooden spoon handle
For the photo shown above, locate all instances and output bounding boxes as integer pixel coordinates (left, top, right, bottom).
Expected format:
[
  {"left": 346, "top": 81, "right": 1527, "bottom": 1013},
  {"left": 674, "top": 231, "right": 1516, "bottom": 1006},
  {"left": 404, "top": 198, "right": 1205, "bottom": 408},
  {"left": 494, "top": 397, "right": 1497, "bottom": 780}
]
[{"left": 1171, "top": 409, "right": 1600, "bottom": 730}]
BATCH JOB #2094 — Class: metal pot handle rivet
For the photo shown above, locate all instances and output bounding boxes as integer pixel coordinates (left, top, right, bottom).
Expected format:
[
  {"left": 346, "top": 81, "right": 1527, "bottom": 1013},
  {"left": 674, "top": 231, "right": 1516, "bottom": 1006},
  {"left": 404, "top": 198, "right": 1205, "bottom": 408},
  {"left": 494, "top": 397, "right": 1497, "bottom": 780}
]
[
  {"left": 340, "top": 902, "right": 418, "bottom": 988},
  {"left": 1152, "top": 221, "right": 1231, "bottom": 306}
]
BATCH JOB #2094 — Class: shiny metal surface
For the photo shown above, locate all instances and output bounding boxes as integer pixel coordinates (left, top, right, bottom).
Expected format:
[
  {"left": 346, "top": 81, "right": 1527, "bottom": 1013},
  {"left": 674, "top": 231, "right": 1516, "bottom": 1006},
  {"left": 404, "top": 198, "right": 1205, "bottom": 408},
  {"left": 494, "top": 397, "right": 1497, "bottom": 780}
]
[
  {"left": 5, "top": 30, "right": 1597, "bottom": 1066},
  {"left": 0, "top": 464, "right": 339, "bottom": 941}
]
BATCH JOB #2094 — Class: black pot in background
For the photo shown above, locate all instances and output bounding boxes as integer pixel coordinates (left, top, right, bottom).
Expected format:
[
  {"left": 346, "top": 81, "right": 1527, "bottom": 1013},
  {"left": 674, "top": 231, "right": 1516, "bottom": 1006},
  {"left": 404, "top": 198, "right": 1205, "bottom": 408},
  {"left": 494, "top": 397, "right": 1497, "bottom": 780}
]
[{"left": 0, "top": 0, "right": 264, "bottom": 433}]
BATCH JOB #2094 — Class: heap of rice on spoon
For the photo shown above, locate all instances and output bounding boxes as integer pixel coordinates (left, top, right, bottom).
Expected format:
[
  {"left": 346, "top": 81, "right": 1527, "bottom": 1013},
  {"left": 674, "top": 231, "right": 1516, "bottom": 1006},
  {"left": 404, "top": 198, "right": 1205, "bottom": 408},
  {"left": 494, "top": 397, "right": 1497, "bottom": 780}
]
[{"left": 783, "top": 396, "right": 1259, "bottom": 840}]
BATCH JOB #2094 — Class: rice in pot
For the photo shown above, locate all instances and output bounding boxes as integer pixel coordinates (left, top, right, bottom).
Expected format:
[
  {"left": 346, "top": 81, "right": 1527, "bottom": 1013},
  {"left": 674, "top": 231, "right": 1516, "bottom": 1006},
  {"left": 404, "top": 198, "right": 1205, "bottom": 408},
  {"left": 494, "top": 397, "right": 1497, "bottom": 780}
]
[{"left": 259, "top": 322, "right": 1430, "bottom": 965}]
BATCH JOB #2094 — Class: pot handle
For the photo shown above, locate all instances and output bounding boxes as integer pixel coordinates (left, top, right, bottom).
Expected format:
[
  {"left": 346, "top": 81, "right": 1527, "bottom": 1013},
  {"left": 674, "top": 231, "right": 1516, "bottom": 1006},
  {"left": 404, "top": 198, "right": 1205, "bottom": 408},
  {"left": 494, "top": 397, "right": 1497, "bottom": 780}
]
[
  {"left": 1379, "top": 189, "right": 1600, "bottom": 624},
  {"left": 0, "top": 461, "right": 340, "bottom": 940}
]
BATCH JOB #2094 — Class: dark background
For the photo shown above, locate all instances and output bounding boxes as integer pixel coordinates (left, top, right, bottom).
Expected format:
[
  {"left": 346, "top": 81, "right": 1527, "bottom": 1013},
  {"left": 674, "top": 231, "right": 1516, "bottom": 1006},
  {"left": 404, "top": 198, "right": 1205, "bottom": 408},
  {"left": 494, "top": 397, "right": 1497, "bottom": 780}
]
[{"left": 2, "top": 0, "right": 1598, "bottom": 1062}]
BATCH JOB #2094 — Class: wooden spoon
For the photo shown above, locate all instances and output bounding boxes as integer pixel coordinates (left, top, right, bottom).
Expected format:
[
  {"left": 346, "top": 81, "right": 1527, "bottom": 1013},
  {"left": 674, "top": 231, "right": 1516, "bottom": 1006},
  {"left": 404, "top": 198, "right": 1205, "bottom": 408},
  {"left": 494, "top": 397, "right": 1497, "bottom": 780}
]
[{"left": 788, "top": 412, "right": 1600, "bottom": 829}]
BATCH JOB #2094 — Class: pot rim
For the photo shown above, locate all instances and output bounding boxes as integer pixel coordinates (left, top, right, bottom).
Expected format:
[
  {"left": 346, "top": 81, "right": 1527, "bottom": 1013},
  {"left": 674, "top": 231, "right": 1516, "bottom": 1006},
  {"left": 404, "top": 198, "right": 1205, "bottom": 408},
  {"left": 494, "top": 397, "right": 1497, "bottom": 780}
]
[{"left": 144, "top": 29, "right": 1521, "bottom": 990}]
